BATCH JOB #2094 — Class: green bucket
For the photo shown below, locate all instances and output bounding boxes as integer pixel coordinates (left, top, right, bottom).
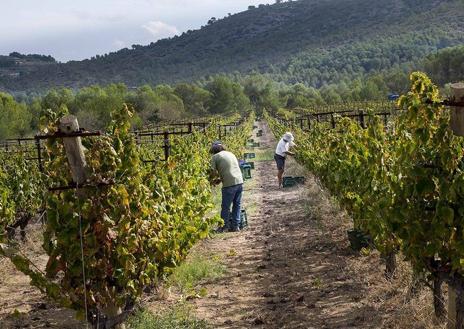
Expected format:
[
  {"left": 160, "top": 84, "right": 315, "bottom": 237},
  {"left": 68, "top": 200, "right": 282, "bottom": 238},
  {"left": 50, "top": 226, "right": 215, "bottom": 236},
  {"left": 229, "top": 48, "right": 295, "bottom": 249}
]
[
  {"left": 241, "top": 164, "right": 252, "bottom": 180},
  {"left": 240, "top": 209, "right": 248, "bottom": 229},
  {"left": 228, "top": 209, "right": 248, "bottom": 229},
  {"left": 283, "top": 176, "right": 297, "bottom": 188},
  {"left": 245, "top": 162, "right": 255, "bottom": 169},
  {"left": 347, "top": 229, "right": 371, "bottom": 251}
]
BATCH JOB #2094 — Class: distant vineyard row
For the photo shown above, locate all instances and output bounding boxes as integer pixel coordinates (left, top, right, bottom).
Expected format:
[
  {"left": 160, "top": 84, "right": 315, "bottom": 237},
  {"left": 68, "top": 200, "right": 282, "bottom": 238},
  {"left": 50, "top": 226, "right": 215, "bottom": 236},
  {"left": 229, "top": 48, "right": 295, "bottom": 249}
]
[{"left": 266, "top": 72, "right": 464, "bottom": 328}]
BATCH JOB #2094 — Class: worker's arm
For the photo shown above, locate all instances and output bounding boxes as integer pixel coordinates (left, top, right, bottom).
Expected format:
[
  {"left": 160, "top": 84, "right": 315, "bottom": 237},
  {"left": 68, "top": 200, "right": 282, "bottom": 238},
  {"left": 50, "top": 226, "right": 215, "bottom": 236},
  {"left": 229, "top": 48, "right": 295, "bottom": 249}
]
[{"left": 209, "top": 156, "right": 222, "bottom": 185}]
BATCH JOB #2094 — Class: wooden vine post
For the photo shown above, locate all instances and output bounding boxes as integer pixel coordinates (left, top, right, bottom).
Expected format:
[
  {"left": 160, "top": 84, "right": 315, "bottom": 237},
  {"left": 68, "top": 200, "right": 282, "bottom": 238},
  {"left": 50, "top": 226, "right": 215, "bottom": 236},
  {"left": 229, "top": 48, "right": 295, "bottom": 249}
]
[
  {"left": 59, "top": 115, "right": 88, "bottom": 185},
  {"left": 59, "top": 115, "right": 126, "bottom": 329},
  {"left": 448, "top": 83, "right": 464, "bottom": 329},
  {"left": 449, "top": 83, "right": 464, "bottom": 136}
]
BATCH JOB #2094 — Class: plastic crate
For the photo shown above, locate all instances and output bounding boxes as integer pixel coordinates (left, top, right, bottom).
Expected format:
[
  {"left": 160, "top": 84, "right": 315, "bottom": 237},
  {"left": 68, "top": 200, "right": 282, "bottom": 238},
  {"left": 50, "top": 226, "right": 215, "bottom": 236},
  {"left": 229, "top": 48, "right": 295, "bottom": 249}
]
[
  {"left": 241, "top": 164, "right": 252, "bottom": 179},
  {"left": 283, "top": 176, "right": 297, "bottom": 188},
  {"left": 347, "top": 229, "right": 371, "bottom": 251},
  {"left": 245, "top": 162, "right": 255, "bottom": 169},
  {"left": 240, "top": 209, "right": 248, "bottom": 229},
  {"left": 228, "top": 209, "right": 248, "bottom": 229},
  {"left": 283, "top": 176, "right": 306, "bottom": 187},
  {"left": 244, "top": 153, "right": 256, "bottom": 159}
]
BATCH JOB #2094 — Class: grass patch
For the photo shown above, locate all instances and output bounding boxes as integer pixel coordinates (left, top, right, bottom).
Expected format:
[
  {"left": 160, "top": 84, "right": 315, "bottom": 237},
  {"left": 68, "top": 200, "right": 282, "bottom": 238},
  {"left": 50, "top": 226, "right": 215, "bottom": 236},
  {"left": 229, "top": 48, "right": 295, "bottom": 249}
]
[
  {"left": 254, "top": 149, "right": 274, "bottom": 161},
  {"left": 127, "top": 304, "right": 210, "bottom": 329},
  {"left": 211, "top": 185, "right": 222, "bottom": 214},
  {"left": 167, "top": 255, "right": 225, "bottom": 294}
]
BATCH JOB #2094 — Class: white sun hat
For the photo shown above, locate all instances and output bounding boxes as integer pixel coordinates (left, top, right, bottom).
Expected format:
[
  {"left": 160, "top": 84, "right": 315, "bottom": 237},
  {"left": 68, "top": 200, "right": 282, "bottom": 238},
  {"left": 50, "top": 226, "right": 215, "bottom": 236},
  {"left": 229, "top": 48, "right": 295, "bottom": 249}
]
[{"left": 283, "top": 132, "right": 296, "bottom": 147}]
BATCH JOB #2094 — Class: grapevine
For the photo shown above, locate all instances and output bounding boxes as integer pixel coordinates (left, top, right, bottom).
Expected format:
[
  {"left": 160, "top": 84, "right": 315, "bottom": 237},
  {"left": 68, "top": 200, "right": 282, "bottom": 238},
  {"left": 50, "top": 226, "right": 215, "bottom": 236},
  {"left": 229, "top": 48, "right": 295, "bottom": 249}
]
[{"left": 0, "top": 104, "right": 254, "bottom": 327}]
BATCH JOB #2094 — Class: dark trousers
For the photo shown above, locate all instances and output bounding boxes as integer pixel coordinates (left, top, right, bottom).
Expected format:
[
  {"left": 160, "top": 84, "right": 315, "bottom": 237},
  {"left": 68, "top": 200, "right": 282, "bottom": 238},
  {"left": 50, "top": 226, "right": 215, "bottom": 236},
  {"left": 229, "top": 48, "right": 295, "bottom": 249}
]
[
  {"left": 221, "top": 184, "right": 243, "bottom": 229},
  {"left": 274, "top": 154, "right": 286, "bottom": 170}
]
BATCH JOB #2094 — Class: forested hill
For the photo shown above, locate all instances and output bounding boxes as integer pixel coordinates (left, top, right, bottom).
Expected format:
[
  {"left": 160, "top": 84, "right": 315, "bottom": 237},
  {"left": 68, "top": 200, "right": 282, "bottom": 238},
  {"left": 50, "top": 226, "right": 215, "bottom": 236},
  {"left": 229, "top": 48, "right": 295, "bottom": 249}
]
[{"left": 1, "top": 0, "right": 464, "bottom": 92}]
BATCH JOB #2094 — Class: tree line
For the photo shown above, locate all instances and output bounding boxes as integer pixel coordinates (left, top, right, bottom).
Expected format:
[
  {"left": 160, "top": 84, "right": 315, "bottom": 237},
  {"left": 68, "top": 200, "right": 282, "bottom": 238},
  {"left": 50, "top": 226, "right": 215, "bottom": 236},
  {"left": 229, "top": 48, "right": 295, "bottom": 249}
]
[
  {"left": 0, "top": 74, "right": 404, "bottom": 140},
  {"left": 1, "top": 43, "right": 463, "bottom": 141}
]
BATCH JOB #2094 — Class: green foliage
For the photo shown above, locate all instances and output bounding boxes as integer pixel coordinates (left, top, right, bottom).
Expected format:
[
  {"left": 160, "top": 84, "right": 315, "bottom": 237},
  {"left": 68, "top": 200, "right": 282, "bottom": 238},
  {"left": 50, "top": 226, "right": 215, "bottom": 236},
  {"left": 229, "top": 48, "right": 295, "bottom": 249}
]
[
  {"left": 280, "top": 84, "right": 325, "bottom": 109},
  {"left": 0, "top": 80, "right": 254, "bottom": 138},
  {"left": 0, "top": 106, "right": 253, "bottom": 325},
  {"left": 174, "top": 83, "right": 212, "bottom": 116},
  {"left": 0, "top": 152, "right": 43, "bottom": 237},
  {"left": 71, "top": 84, "right": 128, "bottom": 130},
  {"left": 275, "top": 108, "right": 297, "bottom": 120},
  {"left": 205, "top": 76, "right": 251, "bottom": 114},
  {"left": 0, "top": 166, "right": 15, "bottom": 242},
  {"left": 167, "top": 255, "right": 225, "bottom": 294},
  {"left": 389, "top": 72, "right": 464, "bottom": 276},
  {"left": 127, "top": 305, "right": 210, "bottom": 329},
  {"left": 424, "top": 45, "right": 464, "bottom": 85},
  {"left": 266, "top": 71, "right": 464, "bottom": 286},
  {"left": 267, "top": 110, "right": 399, "bottom": 254},
  {"left": 242, "top": 74, "right": 280, "bottom": 113},
  {"left": 0, "top": 92, "right": 32, "bottom": 140}
]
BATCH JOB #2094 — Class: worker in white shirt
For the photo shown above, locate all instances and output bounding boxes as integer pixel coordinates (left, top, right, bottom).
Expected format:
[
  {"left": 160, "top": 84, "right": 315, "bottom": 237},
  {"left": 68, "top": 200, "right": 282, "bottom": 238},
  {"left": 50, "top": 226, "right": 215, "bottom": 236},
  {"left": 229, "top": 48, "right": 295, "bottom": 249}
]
[{"left": 274, "top": 132, "right": 296, "bottom": 188}]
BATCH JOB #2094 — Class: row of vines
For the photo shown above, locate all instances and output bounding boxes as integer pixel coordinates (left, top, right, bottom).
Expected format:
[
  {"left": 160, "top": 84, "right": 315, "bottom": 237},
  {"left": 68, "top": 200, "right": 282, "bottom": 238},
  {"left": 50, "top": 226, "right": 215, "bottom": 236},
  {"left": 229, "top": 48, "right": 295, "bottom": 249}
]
[
  {"left": 266, "top": 72, "right": 464, "bottom": 328},
  {"left": 0, "top": 104, "right": 254, "bottom": 328},
  {"left": 0, "top": 151, "right": 43, "bottom": 241}
]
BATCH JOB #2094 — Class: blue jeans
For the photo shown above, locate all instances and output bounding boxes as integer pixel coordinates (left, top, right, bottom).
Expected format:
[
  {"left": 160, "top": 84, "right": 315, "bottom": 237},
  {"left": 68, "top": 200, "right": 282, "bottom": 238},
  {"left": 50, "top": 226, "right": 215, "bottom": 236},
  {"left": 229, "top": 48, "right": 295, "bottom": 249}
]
[{"left": 221, "top": 184, "right": 243, "bottom": 229}]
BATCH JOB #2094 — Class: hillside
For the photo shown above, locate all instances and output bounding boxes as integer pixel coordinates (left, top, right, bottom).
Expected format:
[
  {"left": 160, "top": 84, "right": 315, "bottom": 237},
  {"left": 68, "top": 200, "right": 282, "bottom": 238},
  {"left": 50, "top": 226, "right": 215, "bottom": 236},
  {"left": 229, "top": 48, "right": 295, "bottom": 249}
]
[{"left": 1, "top": 0, "right": 464, "bottom": 92}]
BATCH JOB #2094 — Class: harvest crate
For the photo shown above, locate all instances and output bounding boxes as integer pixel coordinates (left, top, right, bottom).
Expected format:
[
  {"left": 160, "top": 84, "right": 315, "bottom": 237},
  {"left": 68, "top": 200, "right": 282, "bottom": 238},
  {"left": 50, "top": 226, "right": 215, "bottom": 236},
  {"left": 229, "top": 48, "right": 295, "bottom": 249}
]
[
  {"left": 240, "top": 209, "right": 248, "bottom": 229},
  {"left": 228, "top": 209, "right": 248, "bottom": 230},
  {"left": 246, "top": 161, "right": 255, "bottom": 169},
  {"left": 283, "top": 176, "right": 306, "bottom": 188},
  {"left": 241, "top": 163, "right": 252, "bottom": 179},
  {"left": 283, "top": 176, "right": 296, "bottom": 188},
  {"left": 347, "top": 229, "right": 371, "bottom": 251},
  {"left": 244, "top": 153, "right": 256, "bottom": 159}
]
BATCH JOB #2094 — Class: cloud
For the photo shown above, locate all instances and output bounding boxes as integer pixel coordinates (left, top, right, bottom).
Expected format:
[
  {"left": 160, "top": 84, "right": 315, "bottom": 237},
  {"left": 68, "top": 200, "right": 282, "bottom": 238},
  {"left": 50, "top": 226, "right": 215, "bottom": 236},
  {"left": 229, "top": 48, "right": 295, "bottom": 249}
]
[
  {"left": 0, "top": 0, "right": 273, "bottom": 61},
  {"left": 113, "top": 39, "right": 126, "bottom": 48},
  {"left": 142, "top": 21, "right": 179, "bottom": 40}
]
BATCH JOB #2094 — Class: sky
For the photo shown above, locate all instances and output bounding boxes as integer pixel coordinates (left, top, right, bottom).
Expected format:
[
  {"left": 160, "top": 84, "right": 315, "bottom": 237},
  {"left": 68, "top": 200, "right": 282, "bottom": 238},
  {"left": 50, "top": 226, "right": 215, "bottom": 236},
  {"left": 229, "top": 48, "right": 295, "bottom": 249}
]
[{"left": 0, "top": 0, "right": 273, "bottom": 62}]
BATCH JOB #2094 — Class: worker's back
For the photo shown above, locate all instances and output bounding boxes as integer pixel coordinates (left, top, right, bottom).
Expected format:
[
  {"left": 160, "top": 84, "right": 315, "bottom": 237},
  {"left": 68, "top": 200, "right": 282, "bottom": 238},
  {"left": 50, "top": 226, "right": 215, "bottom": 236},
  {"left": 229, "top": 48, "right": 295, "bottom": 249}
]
[{"left": 211, "top": 151, "right": 244, "bottom": 188}]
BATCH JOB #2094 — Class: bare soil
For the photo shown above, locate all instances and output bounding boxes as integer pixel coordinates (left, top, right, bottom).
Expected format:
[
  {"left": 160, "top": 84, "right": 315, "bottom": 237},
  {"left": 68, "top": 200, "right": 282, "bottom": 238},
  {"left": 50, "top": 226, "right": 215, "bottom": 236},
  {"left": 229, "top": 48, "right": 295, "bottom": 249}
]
[
  {"left": 0, "top": 121, "right": 445, "bottom": 329},
  {"left": 180, "top": 121, "right": 445, "bottom": 329},
  {"left": 0, "top": 227, "right": 83, "bottom": 328}
]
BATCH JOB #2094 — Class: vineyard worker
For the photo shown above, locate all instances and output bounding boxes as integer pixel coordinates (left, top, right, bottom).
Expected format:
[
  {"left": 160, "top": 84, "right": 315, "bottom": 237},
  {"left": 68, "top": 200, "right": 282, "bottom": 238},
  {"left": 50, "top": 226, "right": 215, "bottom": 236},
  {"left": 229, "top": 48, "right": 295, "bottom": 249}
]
[
  {"left": 274, "top": 132, "right": 296, "bottom": 188},
  {"left": 210, "top": 141, "right": 244, "bottom": 232}
]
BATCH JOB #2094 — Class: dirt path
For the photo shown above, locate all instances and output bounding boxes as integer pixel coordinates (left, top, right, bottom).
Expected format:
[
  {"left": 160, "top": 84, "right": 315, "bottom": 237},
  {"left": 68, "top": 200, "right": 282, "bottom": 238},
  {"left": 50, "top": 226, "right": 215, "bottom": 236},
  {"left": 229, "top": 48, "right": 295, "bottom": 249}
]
[
  {"left": 0, "top": 227, "right": 82, "bottom": 328},
  {"left": 188, "top": 121, "right": 436, "bottom": 329}
]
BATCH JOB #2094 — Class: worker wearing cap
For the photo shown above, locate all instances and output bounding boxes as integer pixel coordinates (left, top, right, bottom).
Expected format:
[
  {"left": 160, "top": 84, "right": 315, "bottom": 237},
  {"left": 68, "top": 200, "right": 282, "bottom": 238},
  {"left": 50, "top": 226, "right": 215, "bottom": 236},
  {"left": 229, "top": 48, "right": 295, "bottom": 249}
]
[
  {"left": 274, "top": 132, "right": 296, "bottom": 188},
  {"left": 210, "top": 141, "right": 244, "bottom": 232}
]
